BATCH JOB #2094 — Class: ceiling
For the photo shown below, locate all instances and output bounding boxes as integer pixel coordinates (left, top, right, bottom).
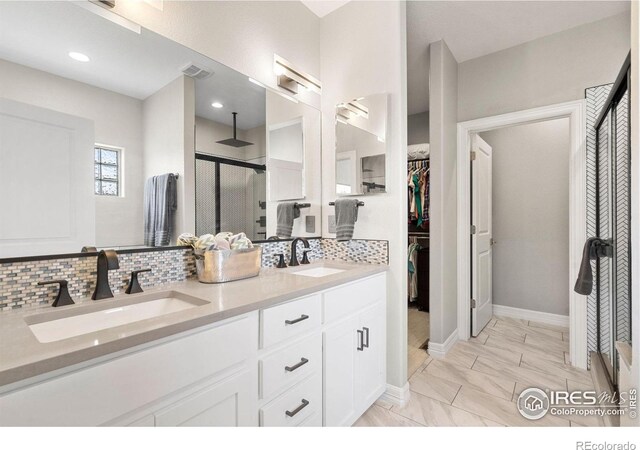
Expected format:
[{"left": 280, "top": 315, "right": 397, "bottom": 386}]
[
  {"left": 0, "top": 1, "right": 265, "bottom": 129},
  {"left": 301, "top": 0, "right": 350, "bottom": 18},
  {"left": 407, "top": 1, "right": 630, "bottom": 115}
]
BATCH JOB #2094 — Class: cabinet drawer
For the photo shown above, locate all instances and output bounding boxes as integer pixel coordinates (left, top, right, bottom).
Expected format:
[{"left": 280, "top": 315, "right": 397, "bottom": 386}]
[
  {"left": 323, "top": 274, "right": 386, "bottom": 324},
  {"left": 260, "top": 333, "right": 321, "bottom": 400},
  {"left": 297, "top": 411, "right": 322, "bottom": 427},
  {"left": 260, "top": 294, "right": 321, "bottom": 348},
  {"left": 260, "top": 374, "right": 321, "bottom": 427}
]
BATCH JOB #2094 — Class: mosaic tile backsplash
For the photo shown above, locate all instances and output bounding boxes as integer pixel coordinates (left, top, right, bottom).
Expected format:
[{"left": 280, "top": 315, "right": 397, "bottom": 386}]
[{"left": 0, "top": 238, "right": 388, "bottom": 312}]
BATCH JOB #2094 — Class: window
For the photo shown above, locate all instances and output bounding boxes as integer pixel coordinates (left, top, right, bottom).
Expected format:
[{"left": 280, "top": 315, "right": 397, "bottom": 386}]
[{"left": 94, "top": 145, "right": 120, "bottom": 196}]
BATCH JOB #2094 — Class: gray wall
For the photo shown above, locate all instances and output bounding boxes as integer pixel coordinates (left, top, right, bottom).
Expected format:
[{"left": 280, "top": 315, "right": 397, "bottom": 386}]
[
  {"left": 480, "top": 118, "right": 570, "bottom": 316},
  {"left": 458, "top": 13, "right": 630, "bottom": 121},
  {"left": 429, "top": 40, "right": 458, "bottom": 344},
  {"left": 408, "top": 111, "right": 429, "bottom": 145}
]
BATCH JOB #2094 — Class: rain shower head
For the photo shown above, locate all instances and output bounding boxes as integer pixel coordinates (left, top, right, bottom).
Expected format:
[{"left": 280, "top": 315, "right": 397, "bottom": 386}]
[{"left": 216, "top": 112, "right": 254, "bottom": 148}]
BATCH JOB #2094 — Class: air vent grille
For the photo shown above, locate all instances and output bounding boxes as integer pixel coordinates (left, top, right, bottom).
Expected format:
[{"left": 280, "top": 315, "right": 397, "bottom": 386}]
[{"left": 181, "top": 63, "right": 213, "bottom": 79}]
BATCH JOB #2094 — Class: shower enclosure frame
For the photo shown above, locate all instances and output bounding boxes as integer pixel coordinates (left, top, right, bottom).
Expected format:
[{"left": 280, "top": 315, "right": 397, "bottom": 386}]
[
  {"left": 593, "top": 52, "right": 632, "bottom": 390},
  {"left": 195, "top": 152, "right": 266, "bottom": 236}
]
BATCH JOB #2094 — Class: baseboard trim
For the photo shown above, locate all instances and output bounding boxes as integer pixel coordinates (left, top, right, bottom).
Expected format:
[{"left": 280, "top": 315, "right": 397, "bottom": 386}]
[
  {"left": 493, "top": 304, "right": 569, "bottom": 328},
  {"left": 428, "top": 328, "right": 458, "bottom": 358},
  {"left": 378, "top": 382, "right": 410, "bottom": 408}
]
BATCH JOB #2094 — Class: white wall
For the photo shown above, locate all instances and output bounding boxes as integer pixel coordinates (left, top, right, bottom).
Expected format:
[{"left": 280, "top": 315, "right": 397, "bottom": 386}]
[
  {"left": 429, "top": 40, "right": 459, "bottom": 345},
  {"left": 111, "top": 1, "right": 321, "bottom": 109},
  {"left": 0, "top": 58, "right": 144, "bottom": 248},
  {"left": 142, "top": 75, "right": 195, "bottom": 244},
  {"left": 408, "top": 111, "right": 429, "bottom": 145},
  {"left": 480, "top": 118, "right": 570, "bottom": 316},
  {"left": 320, "top": 1, "right": 408, "bottom": 390},
  {"left": 458, "top": 13, "right": 631, "bottom": 121}
]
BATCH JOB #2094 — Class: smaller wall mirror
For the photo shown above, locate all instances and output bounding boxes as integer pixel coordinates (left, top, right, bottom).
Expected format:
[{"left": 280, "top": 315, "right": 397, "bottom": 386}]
[{"left": 335, "top": 93, "right": 388, "bottom": 196}]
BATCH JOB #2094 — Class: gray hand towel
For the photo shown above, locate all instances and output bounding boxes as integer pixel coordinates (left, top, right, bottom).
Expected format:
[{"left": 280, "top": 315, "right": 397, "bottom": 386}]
[
  {"left": 335, "top": 198, "right": 359, "bottom": 242},
  {"left": 574, "top": 238, "right": 597, "bottom": 295},
  {"left": 143, "top": 173, "right": 178, "bottom": 247},
  {"left": 276, "top": 202, "right": 300, "bottom": 238}
]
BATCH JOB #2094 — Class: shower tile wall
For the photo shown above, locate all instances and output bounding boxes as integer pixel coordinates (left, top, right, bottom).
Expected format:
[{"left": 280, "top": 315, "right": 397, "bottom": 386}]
[{"left": 586, "top": 84, "right": 612, "bottom": 365}]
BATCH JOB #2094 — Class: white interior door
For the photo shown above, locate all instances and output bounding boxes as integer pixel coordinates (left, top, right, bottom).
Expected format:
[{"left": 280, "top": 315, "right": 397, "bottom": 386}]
[{"left": 471, "top": 134, "right": 493, "bottom": 336}]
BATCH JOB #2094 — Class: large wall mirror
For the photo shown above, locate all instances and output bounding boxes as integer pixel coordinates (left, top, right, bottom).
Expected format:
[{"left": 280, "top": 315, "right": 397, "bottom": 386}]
[
  {"left": 0, "top": 2, "right": 321, "bottom": 258},
  {"left": 335, "top": 93, "right": 388, "bottom": 196}
]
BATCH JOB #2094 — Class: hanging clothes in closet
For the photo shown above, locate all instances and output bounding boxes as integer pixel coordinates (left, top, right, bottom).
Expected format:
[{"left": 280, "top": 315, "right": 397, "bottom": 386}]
[{"left": 407, "top": 159, "right": 429, "bottom": 231}]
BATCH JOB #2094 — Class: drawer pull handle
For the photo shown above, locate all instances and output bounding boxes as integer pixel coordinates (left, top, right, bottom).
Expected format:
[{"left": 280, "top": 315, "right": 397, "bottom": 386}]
[
  {"left": 285, "top": 399, "right": 310, "bottom": 417},
  {"left": 285, "top": 314, "right": 309, "bottom": 325},
  {"left": 285, "top": 357, "right": 309, "bottom": 372},
  {"left": 357, "top": 329, "right": 364, "bottom": 351},
  {"left": 363, "top": 327, "right": 370, "bottom": 348}
]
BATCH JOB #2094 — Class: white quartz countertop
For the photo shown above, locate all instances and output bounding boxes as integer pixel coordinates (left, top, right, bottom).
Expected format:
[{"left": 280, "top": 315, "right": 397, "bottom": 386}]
[{"left": 0, "top": 260, "right": 387, "bottom": 388}]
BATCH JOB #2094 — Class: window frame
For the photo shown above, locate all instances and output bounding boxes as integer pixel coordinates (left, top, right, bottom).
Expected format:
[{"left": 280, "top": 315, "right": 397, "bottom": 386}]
[{"left": 94, "top": 144, "right": 124, "bottom": 197}]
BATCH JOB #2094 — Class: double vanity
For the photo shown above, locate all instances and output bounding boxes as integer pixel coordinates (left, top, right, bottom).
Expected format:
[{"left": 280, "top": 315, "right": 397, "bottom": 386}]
[{"left": 0, "top": 261, "right": 387, "bottom": 427}]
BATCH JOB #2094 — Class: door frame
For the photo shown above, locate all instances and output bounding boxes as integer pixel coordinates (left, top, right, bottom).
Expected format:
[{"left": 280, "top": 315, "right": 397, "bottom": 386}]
[{"left": 456, "top": 100, "right": 588, "bottom": 369}]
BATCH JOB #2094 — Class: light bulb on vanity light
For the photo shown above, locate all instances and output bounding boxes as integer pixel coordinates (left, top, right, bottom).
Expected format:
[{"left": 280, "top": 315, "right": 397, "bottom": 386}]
[
  {"left": 68, "top": 51, "right": 90, "bottom": 62},
  {"left": 274, "top": 64, "right": 286, "bottom": 76},
  {"left": 211, "top": 102, "right": 223, "bottom": 109}
]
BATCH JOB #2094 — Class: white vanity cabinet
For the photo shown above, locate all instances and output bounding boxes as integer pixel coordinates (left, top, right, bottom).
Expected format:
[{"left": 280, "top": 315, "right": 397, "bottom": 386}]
[
  {"left": 0, "top": 272, "right": 387, "bottom": 427},
  {"left": 322, "top": 274, "right": 387, "bottom": 426},
  {"left": 0, "top": 313, "right": 259, "bottom": 427}
]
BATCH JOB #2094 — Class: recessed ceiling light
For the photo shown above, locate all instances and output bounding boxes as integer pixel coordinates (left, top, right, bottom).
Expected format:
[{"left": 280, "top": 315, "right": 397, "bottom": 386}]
[
  {"left": 211, "top": 102, "right": 223, "bottom": 109},
  {"left": 68, "top": 51, "right": 90, "bottom": 62}
]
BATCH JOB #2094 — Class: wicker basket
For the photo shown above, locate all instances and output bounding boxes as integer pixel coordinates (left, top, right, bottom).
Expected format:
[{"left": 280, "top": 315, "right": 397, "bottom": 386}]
[{"left": 195, "top": 246, "right": 262, "bottom": 283}]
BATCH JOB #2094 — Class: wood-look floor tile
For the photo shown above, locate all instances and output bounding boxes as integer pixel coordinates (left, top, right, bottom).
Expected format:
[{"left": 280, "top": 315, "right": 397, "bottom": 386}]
[
  {"left": 494, "top": 321, "right": 564, "bottom": 341},
  {"left": 494, "top": 316, "right": 529, "bottom": 327},
  {"left": 435, "top": 346, "right": 478, "bottom": 369},
  {"left": 564, "top": 352, "right": 570, "bottom": 365},
  {"left": 471, "top": 332, "right": 489, "bottom": 344},
  {"left": 450, "top": 340, "right": 522, "bottom": 367},
  {"left": 484, "top": 335, "right": 565, "bottom": 363},
  {"left": 567, "top": 379, "right": 595, "bottom": 392},
  {"left": 409, "top": 369, "right": 461, "bottom": 404},
  {"left": 425, "top": 359, "right": 515, "bottom": 400},
  {"left": 524, "top": 333, "right": 570, "bottom": 353},
  {"left": 482, "top": 324, "right": 527, "bottom": 342},
  {"left": 527, "top": 320, "right": 569, "bottom": 333},
  {"left": 473, "top": 356, "right": 566, "bottom": 392},
  {"left": 520, "top": 353, "right": 592, "bottom": 385},
  {"left": 354, "top": 405, "right": 423, "bottom": 427},
  {"left": 391, "top": 391, "right": 504, "bottom": 426},
  {"left": 453, "top": 386, "right": 570, "bottom": 427},
  {"left": 408, "top": 348, "right": 429, "bottom": 379}
]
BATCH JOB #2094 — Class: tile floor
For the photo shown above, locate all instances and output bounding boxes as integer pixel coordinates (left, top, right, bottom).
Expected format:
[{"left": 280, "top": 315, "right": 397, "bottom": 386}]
[
  {"left": 354, "top": 316, "right": 602, "bottom": 427},
  {"left": 407, "top": 305, "right": 430, "bottom": 378}
]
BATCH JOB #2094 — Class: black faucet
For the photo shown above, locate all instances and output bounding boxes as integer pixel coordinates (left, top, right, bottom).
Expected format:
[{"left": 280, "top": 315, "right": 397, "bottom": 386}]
[
  {"left": 289, "top": 238, "right": 310, "bottom": 267},
  {"left": 92, "top": 250, "right": 119, "bottom": 300}
]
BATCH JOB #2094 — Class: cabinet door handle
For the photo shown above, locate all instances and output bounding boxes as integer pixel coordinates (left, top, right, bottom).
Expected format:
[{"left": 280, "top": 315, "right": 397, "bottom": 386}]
[
  {"left": 285, "top": 357, "right": 309, "bottom": 372},
  {"left": 285, "top": 399, "right": 310, "bottom": 417},
  {"left": 357, "top": 329, "right": 364, "bottom": 351},
  {"left": 285, "top": 314, "right": 309, "bottom": 325},
  {"left": 363, "top": 327, "right": 370, "bottom": 348}
]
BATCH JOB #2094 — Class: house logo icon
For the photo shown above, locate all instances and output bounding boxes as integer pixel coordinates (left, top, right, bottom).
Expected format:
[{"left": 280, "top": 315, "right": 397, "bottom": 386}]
[{"left": 517, "top": 388, "right": 550, "bottom": 420}]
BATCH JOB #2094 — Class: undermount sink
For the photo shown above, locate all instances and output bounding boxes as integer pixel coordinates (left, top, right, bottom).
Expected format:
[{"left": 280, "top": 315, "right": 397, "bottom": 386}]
[
  {"left": 26, "top": 291, "right": 208, "bottom": 343},
  {"left": 291, "top": 267, "right": 345, "bottom": 278}
]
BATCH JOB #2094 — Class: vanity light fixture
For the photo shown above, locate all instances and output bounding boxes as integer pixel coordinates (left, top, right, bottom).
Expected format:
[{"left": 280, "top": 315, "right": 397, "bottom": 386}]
[
  {"left": 211, "top": 102, "right": 223, "bottom": 109},
  {"left": 68, "top": 51, "right": 90, "bottom": 62},
  {"left": 274, "top": 54, "right": 322, "bottom": 96},
  {"left": 337, "top": 99, "right": 369, "bottom": 120}
]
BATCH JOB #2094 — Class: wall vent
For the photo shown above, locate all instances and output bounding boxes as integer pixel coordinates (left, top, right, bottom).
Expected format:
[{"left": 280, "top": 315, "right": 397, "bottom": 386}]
[{"left": 181, "top": 63, "right": 213, "bottom": 79}]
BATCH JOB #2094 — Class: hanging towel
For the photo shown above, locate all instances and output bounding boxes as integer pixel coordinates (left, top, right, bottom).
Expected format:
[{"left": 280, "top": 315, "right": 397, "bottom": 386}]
[
  {"left": 143, "top": 173, "right": 177, "bottom": 247},
  {"left": 335, "top": 198, "right": 359, "bottom": 242},
  {"left": 276, "top": 202, "right": 299, "bottom": 238}
]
